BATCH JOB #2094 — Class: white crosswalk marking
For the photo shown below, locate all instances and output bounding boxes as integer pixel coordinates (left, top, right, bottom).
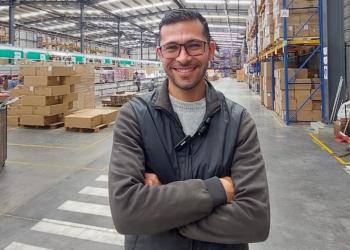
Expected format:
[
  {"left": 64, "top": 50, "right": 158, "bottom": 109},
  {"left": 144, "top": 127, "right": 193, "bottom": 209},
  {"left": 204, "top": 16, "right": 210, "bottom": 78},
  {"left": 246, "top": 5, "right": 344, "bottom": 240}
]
[
  {"left": 79, "top": 186, "right": 108, "bottom": 197},
  {"left": 57, "top": 200, "right": 111, "bottom": 217},
  {"left": 4, "top": 242, "right": 52, "bottom": 250},
  {"left": 31, "top": 218, "right": 124, "bottom": 246},
  {"left": 95, "top": 175, "right": 108, "bottom": 182}
]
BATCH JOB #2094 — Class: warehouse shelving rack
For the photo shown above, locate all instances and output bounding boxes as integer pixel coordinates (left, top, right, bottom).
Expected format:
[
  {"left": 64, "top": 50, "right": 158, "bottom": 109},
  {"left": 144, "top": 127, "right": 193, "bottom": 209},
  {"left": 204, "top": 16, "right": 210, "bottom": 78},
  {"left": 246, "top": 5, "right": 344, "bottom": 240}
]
[
  {"left": 246, "top": 0, "right": 261, "bottom": 92},
  {"left": 256, "top": 0, "right": 325, "bottom": 125}
]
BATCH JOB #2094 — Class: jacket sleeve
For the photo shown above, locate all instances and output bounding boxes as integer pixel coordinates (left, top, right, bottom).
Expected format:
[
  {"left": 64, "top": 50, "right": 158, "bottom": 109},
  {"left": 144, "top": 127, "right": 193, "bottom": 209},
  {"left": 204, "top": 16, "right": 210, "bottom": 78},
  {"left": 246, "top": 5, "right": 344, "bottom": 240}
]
[
  {"left": 108, "top": 102, "right": 226, "bottom": 235},
  {"left": 179, "top": 110, "right": 270, "bottom": 244}
]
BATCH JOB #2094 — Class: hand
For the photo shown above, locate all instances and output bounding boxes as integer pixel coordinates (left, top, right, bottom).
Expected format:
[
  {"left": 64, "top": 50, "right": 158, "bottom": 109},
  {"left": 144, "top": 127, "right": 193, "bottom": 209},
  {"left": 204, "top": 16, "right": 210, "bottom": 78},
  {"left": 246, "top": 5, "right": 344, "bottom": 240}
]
[
  {"left": 219, "top": 176, "right": 235, "bottom": 203},
  {"left": 144, "top": 173, "right": 162, "bottom": 186}
]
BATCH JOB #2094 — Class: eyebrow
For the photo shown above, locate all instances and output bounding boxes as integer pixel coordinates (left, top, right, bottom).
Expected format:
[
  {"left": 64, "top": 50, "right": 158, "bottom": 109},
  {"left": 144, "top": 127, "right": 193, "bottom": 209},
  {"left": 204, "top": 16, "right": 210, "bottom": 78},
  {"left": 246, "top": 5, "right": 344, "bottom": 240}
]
[{"left": 162, "top": 39, "right": 205, "bottom": 45}]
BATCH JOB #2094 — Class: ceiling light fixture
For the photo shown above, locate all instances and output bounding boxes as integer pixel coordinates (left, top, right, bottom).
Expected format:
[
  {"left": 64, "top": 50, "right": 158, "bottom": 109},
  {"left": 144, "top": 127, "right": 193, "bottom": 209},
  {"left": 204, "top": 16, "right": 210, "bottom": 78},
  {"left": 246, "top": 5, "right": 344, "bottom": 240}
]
[
  {"left": 43, "top": 23, "right": 76, "bottom": 30},
  {"left": 185, "top": 0, "right": 225, "bottom": 4},
  {"left": 112, "top": 1, "right": 172, "bottom": 13}
]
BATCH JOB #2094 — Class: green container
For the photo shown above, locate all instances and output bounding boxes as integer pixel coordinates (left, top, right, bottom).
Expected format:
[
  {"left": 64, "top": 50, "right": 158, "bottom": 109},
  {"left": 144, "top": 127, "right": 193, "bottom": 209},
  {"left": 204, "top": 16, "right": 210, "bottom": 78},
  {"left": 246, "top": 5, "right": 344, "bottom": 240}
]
[
  {"left": 27, "top": 52, "right": 49, "bottom": 61},
  {"left": 0, "top": 49, "right": 23, "bottom": 59},
  {"left": 119, "top": 60, "right": 134, "bottom": 66},
  {"left": 103, "top": 58, "right": 111, "bottom": 64},
  {"left": 74, "top": 56, "right": 85, "bottom": 64}
]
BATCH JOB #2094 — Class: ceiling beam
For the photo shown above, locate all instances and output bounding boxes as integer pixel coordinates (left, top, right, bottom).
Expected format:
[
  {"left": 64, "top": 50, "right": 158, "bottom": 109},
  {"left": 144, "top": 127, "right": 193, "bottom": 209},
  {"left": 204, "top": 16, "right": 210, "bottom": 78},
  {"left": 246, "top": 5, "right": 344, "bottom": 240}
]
[{"left": 172, "top": 0, "right": 185, "bottom": 8}]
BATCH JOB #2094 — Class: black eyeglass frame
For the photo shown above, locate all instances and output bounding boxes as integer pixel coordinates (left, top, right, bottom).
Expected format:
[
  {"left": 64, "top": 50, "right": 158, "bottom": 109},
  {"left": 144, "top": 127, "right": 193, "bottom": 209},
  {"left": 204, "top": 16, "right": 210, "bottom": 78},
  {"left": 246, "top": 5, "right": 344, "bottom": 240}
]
[{"left": 158, "top": 40, "right": 208, "bottom": 59}]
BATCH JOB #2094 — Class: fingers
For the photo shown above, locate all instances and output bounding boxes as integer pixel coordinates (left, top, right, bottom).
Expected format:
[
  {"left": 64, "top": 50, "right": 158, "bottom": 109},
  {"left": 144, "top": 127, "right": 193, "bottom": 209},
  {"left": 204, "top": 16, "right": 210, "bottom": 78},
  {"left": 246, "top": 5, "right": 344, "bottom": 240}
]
[
  {"left": 144, "top": 173, "right": 162, "bottom": 186},
  {"left": 220, "top": 176, "right": 235, "bottom": 203}
]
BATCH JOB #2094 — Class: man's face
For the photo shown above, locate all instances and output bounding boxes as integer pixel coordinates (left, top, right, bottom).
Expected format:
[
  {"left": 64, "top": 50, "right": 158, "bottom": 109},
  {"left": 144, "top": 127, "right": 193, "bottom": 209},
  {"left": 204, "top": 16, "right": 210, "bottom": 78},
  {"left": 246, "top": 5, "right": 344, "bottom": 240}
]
[{"left": 157, "top": 20, "right": 215, "bottom": 91}]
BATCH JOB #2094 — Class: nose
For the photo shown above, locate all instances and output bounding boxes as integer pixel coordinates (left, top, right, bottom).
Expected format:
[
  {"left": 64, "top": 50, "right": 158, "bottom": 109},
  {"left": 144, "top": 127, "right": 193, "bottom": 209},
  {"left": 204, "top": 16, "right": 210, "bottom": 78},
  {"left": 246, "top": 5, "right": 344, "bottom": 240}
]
[{"left": 176, "top": 45, "right": 192, "bottom": 63}]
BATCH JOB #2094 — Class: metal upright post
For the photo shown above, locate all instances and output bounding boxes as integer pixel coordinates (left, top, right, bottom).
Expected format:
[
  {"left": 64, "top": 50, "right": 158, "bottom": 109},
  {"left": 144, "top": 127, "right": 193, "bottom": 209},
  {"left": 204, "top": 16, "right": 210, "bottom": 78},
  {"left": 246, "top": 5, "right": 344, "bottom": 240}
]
[
  {"left": 255, "top": 0, "right": 260, "bottom": 91},
  {"left": 140, "top": 31, "right": 144, "bottom": 60},
  {"left": 8, "top": 0, "right": 15, "bottom": 46},
  {"left": 117, "top": 19, "right": 121, "bottom": 57},
  {"left": 80, "top": 0, "right": 85, "bottom": 54},
  {"left": 283, "top": 0, "right": 289, "bottom": 124},
  {"left": 319, "top": 0, "right": 326, "bottom": 122},
  {"left": 272, "top": 55, "right": 276, "bottom": 111}
]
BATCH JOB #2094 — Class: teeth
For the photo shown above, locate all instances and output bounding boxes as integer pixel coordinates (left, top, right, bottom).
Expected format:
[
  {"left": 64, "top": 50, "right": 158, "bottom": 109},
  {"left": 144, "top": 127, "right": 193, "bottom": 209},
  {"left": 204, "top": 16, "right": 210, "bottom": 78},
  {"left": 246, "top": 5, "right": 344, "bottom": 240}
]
[{"left": 175, "top": 67, "right": 195, "bottom": 72}]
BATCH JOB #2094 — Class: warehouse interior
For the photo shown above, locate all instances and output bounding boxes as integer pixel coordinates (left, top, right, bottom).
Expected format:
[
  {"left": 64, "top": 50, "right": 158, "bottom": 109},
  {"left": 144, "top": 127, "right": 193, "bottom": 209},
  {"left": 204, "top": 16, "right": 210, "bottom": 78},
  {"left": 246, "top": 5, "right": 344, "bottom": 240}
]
[{"left": 0, "top": 0, "right": 350, "bottom": 250}]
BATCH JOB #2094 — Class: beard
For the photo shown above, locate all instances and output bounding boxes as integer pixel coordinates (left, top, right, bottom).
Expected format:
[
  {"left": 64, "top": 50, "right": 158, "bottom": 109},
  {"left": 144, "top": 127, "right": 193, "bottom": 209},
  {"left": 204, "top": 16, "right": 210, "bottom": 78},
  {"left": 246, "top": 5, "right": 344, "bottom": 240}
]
[{"left": 166, "top": 62, "right": 208, "bottom": 91}]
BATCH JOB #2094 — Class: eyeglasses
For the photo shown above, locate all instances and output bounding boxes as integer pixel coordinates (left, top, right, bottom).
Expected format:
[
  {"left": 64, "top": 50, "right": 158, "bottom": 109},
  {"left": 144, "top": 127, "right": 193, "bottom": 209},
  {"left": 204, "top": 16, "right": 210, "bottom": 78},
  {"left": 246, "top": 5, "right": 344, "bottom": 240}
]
[{"left": 159, "top": 40, "right": 207, "bottom": 59}]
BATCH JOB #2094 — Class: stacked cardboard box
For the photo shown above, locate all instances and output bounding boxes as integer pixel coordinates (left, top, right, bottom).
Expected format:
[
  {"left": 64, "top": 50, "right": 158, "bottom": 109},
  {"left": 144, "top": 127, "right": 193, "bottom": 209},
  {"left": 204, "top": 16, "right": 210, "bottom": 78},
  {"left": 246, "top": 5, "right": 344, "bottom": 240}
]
[
  {"left": 71, "top": 64, "right": 95, "bottom": 111},
  {"left": 11, "top": 64, "right": 77, "bottom": 126},
  {"left": 65, "top": 108, "right": 119, "bottom": 130},
  {"left": 260, "top": 61, "right": 283, "bottom": 109},
  {"left": 273, "top": 0, "right": 319, "bottom": 41},
  {"left": 7, "top": 100, "right": 21, "bottom": 126},
  {"left": 274, "top": 68, "right": 322, "bottom": 122},
  {"left": 262, "top": 0, "right": 274, "bottom": 50},
  {"left": 236, "top": 69, "right": 246, "bottom": 82},
  {"left": 110, "top": 91, "right": 136, "bottom": 107}
]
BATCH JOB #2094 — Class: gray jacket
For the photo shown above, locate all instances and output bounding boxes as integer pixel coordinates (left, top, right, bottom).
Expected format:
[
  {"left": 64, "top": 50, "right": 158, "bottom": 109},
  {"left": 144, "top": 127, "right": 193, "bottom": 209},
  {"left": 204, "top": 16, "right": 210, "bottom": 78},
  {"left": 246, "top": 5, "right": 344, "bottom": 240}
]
[{"left": 109, "top": 80, "right": 270, "bottom": 250}]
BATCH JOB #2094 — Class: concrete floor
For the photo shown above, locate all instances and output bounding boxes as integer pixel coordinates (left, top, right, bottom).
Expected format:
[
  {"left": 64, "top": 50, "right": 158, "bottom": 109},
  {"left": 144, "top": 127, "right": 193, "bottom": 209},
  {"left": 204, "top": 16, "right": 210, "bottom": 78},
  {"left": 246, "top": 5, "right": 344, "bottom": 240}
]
[{"left": 0, "top": 78, "right": 349, "bottom": 250}]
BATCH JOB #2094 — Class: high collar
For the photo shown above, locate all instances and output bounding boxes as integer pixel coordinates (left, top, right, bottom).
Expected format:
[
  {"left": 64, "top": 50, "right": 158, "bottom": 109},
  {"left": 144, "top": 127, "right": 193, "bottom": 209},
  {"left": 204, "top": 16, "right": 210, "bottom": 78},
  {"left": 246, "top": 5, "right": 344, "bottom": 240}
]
[{"left": 154, "top": 78, "right": 221, "bottom": 117}]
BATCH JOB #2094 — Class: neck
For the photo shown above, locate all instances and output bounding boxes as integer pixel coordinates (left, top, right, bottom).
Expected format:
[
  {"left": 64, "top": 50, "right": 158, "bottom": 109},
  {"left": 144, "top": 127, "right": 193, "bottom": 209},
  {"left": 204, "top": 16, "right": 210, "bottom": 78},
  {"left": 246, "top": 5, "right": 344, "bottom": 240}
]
[{"left": 168, "top": 79, "right": 206, "bottom": 102}]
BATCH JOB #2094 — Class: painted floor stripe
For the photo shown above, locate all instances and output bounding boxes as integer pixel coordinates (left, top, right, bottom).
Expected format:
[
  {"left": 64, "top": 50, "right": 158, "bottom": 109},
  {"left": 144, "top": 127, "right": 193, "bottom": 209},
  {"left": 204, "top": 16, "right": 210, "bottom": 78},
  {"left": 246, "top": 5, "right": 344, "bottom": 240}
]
[
  {"left": 31, "top": 218, "right": 124, "bottom": 246},
  {"left": 95, "top": 175, "right": 108, "bottom": 182},
  {"left": 308, "top": 133, "right": 350, "bottom": 165},
  {"left": 79, "top": 186, "right": 108, "bottom": 197},
  {"left": 57, "top": 200, "right": 111, "bottom": 217},
  {"left": 4, "top": 242, "right": 52, "bottom": 250}
]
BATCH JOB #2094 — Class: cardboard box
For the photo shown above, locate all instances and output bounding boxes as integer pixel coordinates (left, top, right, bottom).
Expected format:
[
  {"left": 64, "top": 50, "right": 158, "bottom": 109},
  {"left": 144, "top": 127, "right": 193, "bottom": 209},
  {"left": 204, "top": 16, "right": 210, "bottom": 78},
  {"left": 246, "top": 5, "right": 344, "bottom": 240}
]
[
  {"left": 63, "top": 92, "right": 78, "bottom": 103},
  {"left": 33, "top": 103, "right": 67, "bottom": 116},
  {"left": 35, "top": 85, "right": 70, "bottom": 96},
  {"left": 73, "top": 64, "right": 95, "bottom": 75},
  {"left": 20, "top": 114, "right": 60, "bottom": 126},
  {"left": 20, "top": 66, "right": 36, "bottom": 76},
  {"left": 81, "top": 109, "right": 119, "bottom": 124},
  {"left": 312, "top": 101, "right": 322, "bottom": 110},
  {"left": 264, "top": 92, "right": 273, "bottom": 109},
  {"left": 294, "top": 90, "right": 311, "bottom": 102},
  {"left": 236, "top": 69, "right": 246, "bottom": 82},
  {"left": 65, "top": 113, "right": 103, "bottom": 129},
  {"left": 274, "top": 68, "right": 309, "bottom": 82},
  {"left": 21, "top": 96, "right": 60, "bottom": 106},
  {"left": 64, "top": 76, "right": 82, "bottom": 85},
  {"left": 297, "top": 99, "right": 312, "bottom": 111},
  {"left": 24, "top": 76, "right": 63, "bottom": 87},
  {"left": 36, "top": 65, "right": 74, "bottom": 76},
  {"left": 7, "top": 106, "right": 18, "bottom": 116},
  {"left": 311, "top": 87, "right": 321, "bottom": 100},
  {"left": 19, "top": 106, "right": 33, "bottom": 115},
  {"left": 293, "top": 83, "right": 312, "bottom": 90},
  {"left": 7, "top": 116, "right": 19, "bottom": 126}
]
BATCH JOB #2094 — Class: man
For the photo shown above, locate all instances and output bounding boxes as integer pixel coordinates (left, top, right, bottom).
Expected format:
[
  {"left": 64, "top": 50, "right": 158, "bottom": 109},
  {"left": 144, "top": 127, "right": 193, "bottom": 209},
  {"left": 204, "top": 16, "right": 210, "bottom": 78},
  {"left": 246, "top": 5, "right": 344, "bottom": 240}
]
[
  {"left": 133, "top": 71, "right": 141, "bottom": 92},
  {"left": 109, "top": 9, "right": 270, "bottom": 250}
]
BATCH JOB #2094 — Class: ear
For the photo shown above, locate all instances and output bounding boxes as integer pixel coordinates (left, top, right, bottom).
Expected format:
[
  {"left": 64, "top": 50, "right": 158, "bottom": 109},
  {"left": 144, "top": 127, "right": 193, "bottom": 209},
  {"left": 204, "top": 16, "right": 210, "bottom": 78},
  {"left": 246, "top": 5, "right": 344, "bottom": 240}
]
[
  {"left": 156, "top": 47, "right": 162, "bottom": 59},
  {"left": 208, "top": 41, "right": 216, "bottom": 60}
]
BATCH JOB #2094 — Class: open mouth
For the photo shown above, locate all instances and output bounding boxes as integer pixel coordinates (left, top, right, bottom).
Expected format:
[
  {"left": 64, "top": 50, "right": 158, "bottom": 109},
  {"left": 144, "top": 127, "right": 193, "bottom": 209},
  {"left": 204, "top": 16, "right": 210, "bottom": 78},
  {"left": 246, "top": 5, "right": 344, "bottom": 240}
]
[{"left": 173, "top": 66, "right": 197, "bottom": 73}]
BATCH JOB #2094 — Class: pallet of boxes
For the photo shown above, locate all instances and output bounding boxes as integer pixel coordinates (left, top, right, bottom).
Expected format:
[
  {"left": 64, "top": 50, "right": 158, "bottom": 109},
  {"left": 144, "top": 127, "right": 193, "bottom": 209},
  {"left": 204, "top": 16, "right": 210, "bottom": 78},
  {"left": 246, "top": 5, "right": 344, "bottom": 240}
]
[
  {"left": 65, "top": 64, "right": 119, "bottom": 132},
  {"left": 102, "top": 91, "right": 136, "bottom": 107},
  {"left": 9, "top": 64, "right": 77, "bottom": 128},
  {"left": 274, "top": 67, "right": 322, "bottom": 122},
  {"left": 273, "top": 0, "right": 319, "bottom": 42}
]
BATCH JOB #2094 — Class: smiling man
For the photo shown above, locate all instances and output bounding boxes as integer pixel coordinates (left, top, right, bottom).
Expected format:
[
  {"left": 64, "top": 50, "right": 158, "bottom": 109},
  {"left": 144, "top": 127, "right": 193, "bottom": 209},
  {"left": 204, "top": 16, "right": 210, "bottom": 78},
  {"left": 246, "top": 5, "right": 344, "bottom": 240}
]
[{"left": 109, "top": 9, "right": 270, "bottom": 250}]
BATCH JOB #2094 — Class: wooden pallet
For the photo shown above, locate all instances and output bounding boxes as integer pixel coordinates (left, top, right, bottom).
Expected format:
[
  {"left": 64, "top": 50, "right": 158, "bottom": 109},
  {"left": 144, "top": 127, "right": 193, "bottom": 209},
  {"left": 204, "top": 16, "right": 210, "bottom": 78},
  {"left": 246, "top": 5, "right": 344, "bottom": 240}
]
[
  {"left": 21, "top": 121, "right": 64, "bottom": 129},
  {"left": 65, "top": 123, "right": 109, "bottom": 133}
]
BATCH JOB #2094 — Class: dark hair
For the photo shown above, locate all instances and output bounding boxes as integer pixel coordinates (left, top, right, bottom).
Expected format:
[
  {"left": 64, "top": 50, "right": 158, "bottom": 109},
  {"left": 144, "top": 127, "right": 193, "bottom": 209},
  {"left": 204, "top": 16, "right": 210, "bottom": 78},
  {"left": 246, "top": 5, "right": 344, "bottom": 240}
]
[{"left": 158, "top": 9, "right": 211, "bottom": 43}]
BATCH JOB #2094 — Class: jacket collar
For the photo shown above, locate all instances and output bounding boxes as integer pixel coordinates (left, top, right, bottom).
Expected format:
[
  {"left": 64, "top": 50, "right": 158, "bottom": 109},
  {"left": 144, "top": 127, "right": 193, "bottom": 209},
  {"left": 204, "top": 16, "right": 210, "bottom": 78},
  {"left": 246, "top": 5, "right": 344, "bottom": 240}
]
[{"left": 154, "top": 78, "right": 221, "bottom": 117}]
